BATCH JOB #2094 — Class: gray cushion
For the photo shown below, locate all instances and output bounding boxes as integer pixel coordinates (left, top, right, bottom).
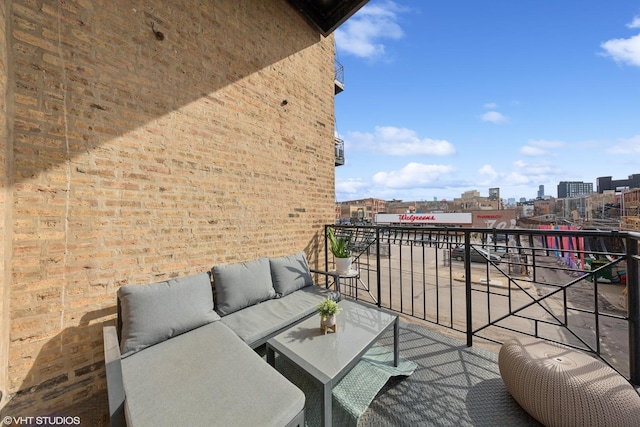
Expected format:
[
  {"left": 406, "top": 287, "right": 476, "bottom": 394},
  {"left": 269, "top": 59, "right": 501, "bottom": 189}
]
[
  {"left": 212, "top": 257, "right": 276, "bottom": 316},
  {"left": 118, "top": 273, "right": 219, "bottom": 357},
  {"left": 270, "top": 251, "right": 313, "bottom": 297},
  {"left": 221, "top": 285, "right": 337, "bottom": 347},
  {"left": 121, "top": 321, "right": 305, "bottom": 427}
]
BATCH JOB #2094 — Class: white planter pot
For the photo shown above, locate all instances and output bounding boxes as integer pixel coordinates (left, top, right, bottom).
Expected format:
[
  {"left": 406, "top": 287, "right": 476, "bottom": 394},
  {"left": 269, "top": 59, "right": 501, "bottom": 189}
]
[
  {"left": 320, "top": 315, "right": 336, "bottom": 328},
  {"left": 335, "top": 257, "right": 352, "bottom": 274},
  {"left": 320, "top": 314, "right": 337, "bottom": 334}
]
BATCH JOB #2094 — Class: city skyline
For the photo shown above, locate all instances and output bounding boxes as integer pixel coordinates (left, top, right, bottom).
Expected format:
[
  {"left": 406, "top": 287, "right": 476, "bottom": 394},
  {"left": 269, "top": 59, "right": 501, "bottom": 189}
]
[{"left": 336, "top": 171, "right": 639, "bottom": 205}]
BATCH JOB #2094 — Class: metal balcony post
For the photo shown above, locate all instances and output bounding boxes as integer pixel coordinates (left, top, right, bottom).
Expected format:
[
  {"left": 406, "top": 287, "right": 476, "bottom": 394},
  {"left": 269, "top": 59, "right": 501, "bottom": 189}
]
[
  {"left": 627, "top": 234, "right": 640, "bottom": 386},
  {"left": 465, "top": 231, "right": 473, "bottom": 347},
  {"left": 376, "top": 227, "right": 382, "bottom": 307},
  {"left": 324, "top": 224, "right": 329, "bottom": 288}
]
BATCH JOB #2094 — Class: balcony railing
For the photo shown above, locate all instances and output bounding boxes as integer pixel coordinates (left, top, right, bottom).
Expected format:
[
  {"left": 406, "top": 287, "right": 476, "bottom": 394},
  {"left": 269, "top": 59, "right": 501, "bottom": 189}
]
[
  {"left": 335, "top": 137, "right": 345, "bottom": 166},
  {"left": 335, "top": 59, "right": 344, "bottom": 94},
  {"left": 320, "top": 224, "right": 640, "bottom": 386}
]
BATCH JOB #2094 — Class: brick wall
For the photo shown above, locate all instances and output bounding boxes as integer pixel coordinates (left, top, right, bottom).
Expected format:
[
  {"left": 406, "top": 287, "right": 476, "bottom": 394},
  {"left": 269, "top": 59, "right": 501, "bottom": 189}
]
[
  {"left": 1, "top": 0, "right": 9, "bottom": 409},
  {"left": 1, "top": 0, "right": 335, "bottom": 416}
]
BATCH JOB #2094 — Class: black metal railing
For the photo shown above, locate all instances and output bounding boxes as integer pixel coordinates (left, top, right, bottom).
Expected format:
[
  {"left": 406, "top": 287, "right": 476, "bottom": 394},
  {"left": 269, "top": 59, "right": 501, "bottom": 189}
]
[
  {"left": 334, "top": 59, "right": 345, "bottom": 94},
  {"left": 334, "top": 137, "right": 345, "bottom": 166},
  {"left": 320, "top": 224, "right": 640, "bottom": 385}
]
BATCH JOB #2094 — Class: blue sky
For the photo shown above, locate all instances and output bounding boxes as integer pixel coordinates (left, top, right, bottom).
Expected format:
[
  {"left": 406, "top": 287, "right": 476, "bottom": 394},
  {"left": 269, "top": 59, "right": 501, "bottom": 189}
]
[{"left": 334, "top": 0, "right": 640, "bottom": 203}]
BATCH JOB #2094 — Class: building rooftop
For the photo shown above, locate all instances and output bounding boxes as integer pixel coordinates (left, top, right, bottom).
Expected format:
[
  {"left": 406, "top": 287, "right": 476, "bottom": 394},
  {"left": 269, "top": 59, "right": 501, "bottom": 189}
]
[{"left": 286, "top": 0, "right": 370, "bottom": 36}]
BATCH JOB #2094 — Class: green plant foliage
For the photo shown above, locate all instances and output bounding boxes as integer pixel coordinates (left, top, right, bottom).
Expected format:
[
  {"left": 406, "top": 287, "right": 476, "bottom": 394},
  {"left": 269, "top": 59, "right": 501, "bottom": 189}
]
[
  {"left": 317, "top": 299, "right": 342, "bottom": 321},
  {"left": 328, "top": 227, "right": 351, "bottom": 258}
]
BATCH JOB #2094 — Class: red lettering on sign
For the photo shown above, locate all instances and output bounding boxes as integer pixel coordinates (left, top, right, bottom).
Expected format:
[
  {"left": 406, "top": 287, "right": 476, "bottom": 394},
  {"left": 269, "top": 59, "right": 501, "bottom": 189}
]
[{"left": 399, "top": 214, "right": 436, "bottom": 222}]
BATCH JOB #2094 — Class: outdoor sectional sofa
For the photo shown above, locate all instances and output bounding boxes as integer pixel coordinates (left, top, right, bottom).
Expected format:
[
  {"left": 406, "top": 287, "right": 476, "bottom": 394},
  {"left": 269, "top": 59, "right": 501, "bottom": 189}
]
[{"left": 103, "top": 251, "right": 339, "bottom": 427}]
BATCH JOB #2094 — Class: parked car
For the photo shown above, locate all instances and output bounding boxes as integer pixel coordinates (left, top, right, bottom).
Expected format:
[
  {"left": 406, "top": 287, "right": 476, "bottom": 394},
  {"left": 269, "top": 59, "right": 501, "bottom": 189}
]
[
  {"left": 489, "top": 234, "right": 508, "bottom": 243},
  {"left": 451, "top": 246, "right": 501, "bottom": 264}
]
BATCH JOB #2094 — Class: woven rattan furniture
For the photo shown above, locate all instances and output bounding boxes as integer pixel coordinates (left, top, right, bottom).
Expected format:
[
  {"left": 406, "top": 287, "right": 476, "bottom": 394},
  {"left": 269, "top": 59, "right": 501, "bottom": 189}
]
[{"left": 499, "top": 337, "right": 640, "bottom": 427}]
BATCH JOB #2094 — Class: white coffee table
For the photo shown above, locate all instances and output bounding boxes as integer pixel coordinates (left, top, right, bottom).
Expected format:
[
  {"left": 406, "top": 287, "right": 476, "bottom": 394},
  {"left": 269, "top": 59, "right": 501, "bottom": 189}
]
[{"left": 266, "top": 299, "right": 399, "bottom": 427}]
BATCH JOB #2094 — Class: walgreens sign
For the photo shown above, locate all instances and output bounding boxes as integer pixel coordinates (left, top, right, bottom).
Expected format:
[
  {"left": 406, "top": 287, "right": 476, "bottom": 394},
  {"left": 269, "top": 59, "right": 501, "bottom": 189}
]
[{"left": 375, "top": 213, "right": 472, "bottom": 225}]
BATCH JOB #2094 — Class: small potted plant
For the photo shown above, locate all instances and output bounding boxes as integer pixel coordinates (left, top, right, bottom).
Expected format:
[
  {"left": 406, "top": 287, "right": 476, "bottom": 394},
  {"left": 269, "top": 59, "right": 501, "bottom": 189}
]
[
  {"left": 317, "top": 299, "right": 341, "bottom": 334},
  {"left": 328, "top": 226, "right": 352, "bottom": 274}
]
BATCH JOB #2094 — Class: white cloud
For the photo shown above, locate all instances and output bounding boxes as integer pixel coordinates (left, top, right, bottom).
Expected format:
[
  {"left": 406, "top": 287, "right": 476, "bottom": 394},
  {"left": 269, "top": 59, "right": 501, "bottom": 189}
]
[
  {"left": 607, "top": 135, "right": 640, "bottom": 154},
  {"left": 478, "top": 164, "right": 498, "bottom": 180},
  {"left": 601, "top": 21, "right": 640, "bottom": 67},
  {"left": 503, "top": 171, "right": 531, "bottom": 185},
  {"left": 348, "top": 126, "right": 455, "bottom": 156},
  {"left": 532, "top": 140, "right": 565, "bottom": 148},
  {"left": 521, "top": 146, "right": 545, "bottom": 156},
  {"left": 476, "top": 164, "right": 500, "bottom": 186},
  {"left": 335, "top": 178, "right": 368, "bottom": 195},
  {"left": 601, "top": 34, "right": 640, "bottom": 66},
  {"left": 372, "top": 163, "right": 455, "bottom": 188},
  {"left": 335, "top": 1, "right": 405, "bottom": 59},
  {"left": 628, "top": 16, "right": 640, "bottom": 29},
  {"left": 521, "top": 139, "right": 565, "bottom": 156},
  {"left": 483, "top": 102, "right": 497, "bottom": 109},
  {"left": 481, "top": 111, "right": 508, "bottom": 124},
  {"left": 451, "top": 159, "right": 562, "bottom": 197},
  {"left": 511, "top": 160, "right": 560, "bottom": 179}
]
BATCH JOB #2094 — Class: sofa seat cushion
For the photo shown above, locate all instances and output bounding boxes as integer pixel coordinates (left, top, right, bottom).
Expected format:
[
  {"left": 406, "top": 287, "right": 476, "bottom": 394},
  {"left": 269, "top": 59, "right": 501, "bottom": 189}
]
[
  {"left": 269, "top": 251, "right": 313, "bottom": 297},
  {"left": 212, "top": 257, "right": 276, "bottom": 316},
  {"left": 221, "top": 285, "right": 335, "bottom": 347},
  {"left": 118, "top": 273, "right": 220, "bottom": 357},
  {"left": 121, "top": 321, "right": 304, "bottom": 427}
]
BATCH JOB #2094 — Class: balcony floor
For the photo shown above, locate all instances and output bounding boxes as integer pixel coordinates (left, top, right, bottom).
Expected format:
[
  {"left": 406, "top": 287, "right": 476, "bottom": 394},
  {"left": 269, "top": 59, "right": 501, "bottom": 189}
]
[
  {"left": 66, "top": 317, "right": 540, "bottom": 426},
  {"left": 359, "top": 318, "right": 541, "bottom": 426}
]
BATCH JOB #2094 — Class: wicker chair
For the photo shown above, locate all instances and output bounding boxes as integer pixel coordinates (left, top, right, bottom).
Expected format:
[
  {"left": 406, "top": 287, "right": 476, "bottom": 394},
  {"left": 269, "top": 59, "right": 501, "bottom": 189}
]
[{"left": 499, "top": 337, "right": 640, "bottom": 427}]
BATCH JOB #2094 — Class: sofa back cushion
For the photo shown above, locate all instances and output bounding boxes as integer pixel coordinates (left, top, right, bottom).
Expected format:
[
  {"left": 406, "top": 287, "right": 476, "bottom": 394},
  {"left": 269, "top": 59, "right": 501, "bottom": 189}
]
[
  {"left": 212, "top": 257, "right": 276, "bottom": 316},
  {"left": 118, "top": 272, "right": 220, "bottom": 357},
  {"left": 270, "top": 251, "right": 313, "bottom": 297}
]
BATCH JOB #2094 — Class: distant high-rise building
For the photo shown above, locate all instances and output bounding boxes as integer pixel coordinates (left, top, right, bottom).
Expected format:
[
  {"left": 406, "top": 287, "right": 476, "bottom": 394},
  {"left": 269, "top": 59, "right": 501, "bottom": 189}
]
[
  {"left": 537, "top": 185, "right": 544, "bottom": 199},
  {"left": 488, "top": 187, "right": 500, "bottom": 201},
  {"left": 596, "top": 174, "right": 640, "bottom": 193},
  {"left": 488, "top": 188, "right": 501, "bottom": 209},
  {"left": 557, "top": 181, "right": 593, "bottom": 198}
]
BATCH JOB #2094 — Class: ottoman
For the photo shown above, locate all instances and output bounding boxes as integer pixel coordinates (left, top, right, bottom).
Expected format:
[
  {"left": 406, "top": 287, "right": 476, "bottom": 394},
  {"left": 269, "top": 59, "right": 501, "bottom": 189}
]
[{"left": 498, "top": 337, "right": 640, "bottom": 427}]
